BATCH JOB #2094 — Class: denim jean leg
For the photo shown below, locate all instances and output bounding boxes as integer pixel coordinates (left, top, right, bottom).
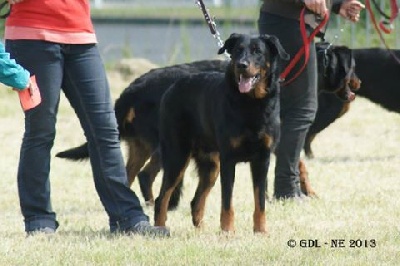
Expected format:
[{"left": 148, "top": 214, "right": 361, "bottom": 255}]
[
  {"left": 6, "top": 40, "right": 63, "bottom": 232},
  {"left": 60, "top": 44, "right": 148, "bottom": 232}
]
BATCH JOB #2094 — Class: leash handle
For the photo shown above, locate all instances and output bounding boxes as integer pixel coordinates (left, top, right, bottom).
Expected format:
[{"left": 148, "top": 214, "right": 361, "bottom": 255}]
[{"left": 280, "top": 8, "right": 330, "bottom": 86}]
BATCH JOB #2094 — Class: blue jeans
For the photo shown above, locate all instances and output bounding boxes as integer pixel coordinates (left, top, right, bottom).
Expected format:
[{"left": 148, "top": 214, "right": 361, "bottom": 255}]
[
  {"left": 6, "top": 40, "right": 148, "bottom": 232},
  {"left": 258, "top": 12, "right": 318, "bottom": 198}
]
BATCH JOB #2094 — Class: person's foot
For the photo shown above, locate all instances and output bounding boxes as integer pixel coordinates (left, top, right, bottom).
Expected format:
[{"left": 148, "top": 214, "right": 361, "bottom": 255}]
[
  {"left": 26, "top": 227, "right": 55, "bottom": 236},
  {"left": 124, "top": 221, "right": 170, "bottom": 237}
]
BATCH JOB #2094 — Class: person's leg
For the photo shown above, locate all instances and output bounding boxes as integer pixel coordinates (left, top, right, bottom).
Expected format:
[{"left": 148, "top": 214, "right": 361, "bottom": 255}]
[
  {"left": 60, "top": 44, "right": 168, "bottom": 235},
  {"left": 6, "top": 40, "right": 63, "bottom": 232},
  {"left": 258, "top": 13, "right": 318, "bottom": 199}
]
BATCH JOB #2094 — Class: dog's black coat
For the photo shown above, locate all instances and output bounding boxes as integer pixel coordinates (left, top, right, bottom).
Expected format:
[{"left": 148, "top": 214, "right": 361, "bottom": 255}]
[{"left": 154, "top": 33, "right": 288, "bottom": 233}]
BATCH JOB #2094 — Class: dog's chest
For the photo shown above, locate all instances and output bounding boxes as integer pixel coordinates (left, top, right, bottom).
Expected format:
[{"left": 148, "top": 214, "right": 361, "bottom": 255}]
[{"left": 228, "top": 127, "right": 273, "bottom": 153}]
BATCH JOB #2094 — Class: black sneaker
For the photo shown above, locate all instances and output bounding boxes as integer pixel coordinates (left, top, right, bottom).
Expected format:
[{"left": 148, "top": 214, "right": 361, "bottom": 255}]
[
  {"left": 125, "top": 221, "right": 170, "bottom": 237},
  {"left": 26, "top": 227, "right": 55, "bottom": 236}
]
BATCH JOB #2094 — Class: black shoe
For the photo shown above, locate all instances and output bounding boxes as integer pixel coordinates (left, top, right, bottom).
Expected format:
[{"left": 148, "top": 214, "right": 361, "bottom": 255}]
[
  {"left": 26, "top": 227, "right": 55, "bottom": 236},
  {"left": 124, "top": 221, "right": 170, "bottom": 237}
]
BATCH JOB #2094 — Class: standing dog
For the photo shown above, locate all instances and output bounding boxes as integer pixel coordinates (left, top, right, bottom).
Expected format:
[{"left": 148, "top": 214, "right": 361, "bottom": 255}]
[
  {"left": 56, "top": 42, "right": 358, "bottom": 205},
  {"left": 154, "top": 33, "right": 289, "bottom": 233}
]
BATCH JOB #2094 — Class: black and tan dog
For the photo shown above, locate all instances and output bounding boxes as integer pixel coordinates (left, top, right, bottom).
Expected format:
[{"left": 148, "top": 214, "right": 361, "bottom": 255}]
[
  {"left": 303, "top": 47, "right": 400, "bottom": 159},
  {"left": 154, "top": 33, "right": 289, "bottom": 233},
  {"left": 56, "top": 41, "right": 358, "bottom": 206}
]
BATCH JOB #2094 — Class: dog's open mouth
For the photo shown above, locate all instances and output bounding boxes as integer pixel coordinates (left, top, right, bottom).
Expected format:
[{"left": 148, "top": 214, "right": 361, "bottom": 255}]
[{"left": 238, "top": 74, "right": 260, "bottom": 93}]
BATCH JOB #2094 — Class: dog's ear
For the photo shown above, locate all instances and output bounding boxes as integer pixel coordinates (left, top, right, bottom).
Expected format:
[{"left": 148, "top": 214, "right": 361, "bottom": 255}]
[
  {"left": 218, "top": 33, "right": 242, "bottom": 55},
  {"left": 260, "top": 34, "right": 289, "bottom": 61}
]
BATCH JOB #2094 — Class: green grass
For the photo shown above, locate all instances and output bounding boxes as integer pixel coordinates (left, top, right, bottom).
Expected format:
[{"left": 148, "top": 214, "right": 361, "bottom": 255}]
[{"left": 1, "top": 70, "right": 400, "bottom": 265}]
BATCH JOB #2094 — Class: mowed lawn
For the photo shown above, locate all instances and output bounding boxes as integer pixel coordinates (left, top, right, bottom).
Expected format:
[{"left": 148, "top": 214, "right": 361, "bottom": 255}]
[{"left": 0, "top": 68, "right": 399, "bottom": 265}]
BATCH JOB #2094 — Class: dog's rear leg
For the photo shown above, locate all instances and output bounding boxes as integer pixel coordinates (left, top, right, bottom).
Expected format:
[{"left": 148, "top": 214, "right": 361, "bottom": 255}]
[
  {"left": 219, "top": 158, "right": 236, "bottom": 232},
  {"left": 154, "top": 151, "right": 190, "bottom": 226},
  {"left": 191, "top": 152, "right": 220, "bottom": 228},
  {"left": 138, "top": 148, "right": 162, "bottom": 206},
  {"left": 125, "top": 138, "right": 152, "bottom": 186},
  {"left": 250, "top": 154, "right": 270, "bottom": 234},
  {"left": 299, "top": 159, "right": 317, "bottom": 197}
]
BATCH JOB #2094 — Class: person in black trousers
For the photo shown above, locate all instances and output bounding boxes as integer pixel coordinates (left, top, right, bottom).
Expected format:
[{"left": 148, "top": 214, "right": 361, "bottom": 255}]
[{"left": 258, "top": 0, "right": 364, "bottom": 199}]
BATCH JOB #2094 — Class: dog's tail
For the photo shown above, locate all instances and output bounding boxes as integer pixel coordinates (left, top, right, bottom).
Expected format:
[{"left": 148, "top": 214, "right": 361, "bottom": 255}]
[
  {"left": 55, "top": 142, "right": 89, "bottom": 161},
  {"left": 167, "top": 180, "right": 183, "bottom": 210}
]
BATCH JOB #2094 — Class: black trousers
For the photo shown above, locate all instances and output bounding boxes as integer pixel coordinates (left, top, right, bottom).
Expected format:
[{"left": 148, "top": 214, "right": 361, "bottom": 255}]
[{"left": 258, "top": 12, "right": 318, "bottom": 198}]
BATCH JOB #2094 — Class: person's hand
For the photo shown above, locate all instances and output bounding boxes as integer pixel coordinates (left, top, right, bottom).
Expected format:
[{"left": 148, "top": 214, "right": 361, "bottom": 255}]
[
  {"left": 7, "top": 0, "right": 24, "bottom": 4},
  {"left": 304, "top": 0, "right": 329, "bottom": 17},
  {"left": 339, "top": 0, "right": 365, "bottom": 23}
]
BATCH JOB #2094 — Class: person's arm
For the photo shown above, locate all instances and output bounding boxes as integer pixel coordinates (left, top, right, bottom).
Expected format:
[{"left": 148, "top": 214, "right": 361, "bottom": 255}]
[{"left": 0, "top": 42, "right": 30, "bottom": 90}]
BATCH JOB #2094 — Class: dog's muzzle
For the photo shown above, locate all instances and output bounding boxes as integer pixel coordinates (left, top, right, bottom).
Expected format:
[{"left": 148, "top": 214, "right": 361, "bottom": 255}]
[{"left": 238, "top": 74, "right": 260, "bottom": 93}]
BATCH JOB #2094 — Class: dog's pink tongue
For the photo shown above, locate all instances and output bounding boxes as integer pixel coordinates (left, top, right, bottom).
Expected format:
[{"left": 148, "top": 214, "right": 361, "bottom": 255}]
[{"left": 239, "top": 76, "right": 252, "bottom": 93}]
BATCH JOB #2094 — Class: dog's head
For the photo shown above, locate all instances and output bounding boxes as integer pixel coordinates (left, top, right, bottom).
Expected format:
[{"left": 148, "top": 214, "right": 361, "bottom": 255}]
[
  {"left": 316, "top": 42, "right": 361, "bottom": 102},
  {"left": 218, "top": 33, "right": 289, "bottom": 98}
]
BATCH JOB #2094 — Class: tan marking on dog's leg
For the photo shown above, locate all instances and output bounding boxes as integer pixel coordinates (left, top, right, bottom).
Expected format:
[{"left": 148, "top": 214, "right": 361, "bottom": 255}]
[
  {"left": 192, "top": 152, "right": 220, "bottom": 227},
  {"left": 220, "top": 206, "right": 235, "bottom": 232},
  {"left": 253, "top": 187, "right": 267, "bottom": 233},
  {"left": 155, "top": 158, "right": 190, "bottom": 226},
  {"left": 155, "top": 188, "right": 174, "bottom": 227},
  {"left": 141, "top": 152, "right": 161, "bottom": 205},
  {"left": 299, "top": 160, "right": 317, "bottom": 198},
  {"left": 126, "top": 139, "right": 152, "bottom": 186}
]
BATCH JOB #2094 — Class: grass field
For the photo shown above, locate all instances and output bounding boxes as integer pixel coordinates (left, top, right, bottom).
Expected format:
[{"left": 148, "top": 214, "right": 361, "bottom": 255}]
[{"left": 1, "top": 68, "right": 400, "bottom": 265}]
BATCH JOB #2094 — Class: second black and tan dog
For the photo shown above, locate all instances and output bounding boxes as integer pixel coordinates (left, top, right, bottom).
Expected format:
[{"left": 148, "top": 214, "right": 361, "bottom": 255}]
[{"left": 154, "top": 33, "right": 289, "bottom": 233}]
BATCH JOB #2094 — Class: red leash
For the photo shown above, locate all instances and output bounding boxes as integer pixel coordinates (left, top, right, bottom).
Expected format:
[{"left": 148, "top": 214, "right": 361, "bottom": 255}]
[
  {"left": 365, "top": 0, "right": 400, "bottom": 64},
  {"left": 280, "top": 8, "right": 330, "bottom": 86}
]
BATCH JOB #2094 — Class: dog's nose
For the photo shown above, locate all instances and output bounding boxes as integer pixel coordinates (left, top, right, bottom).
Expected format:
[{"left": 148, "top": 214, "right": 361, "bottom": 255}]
[{"left": 236, "top": 61, "right": 249, "bottom": 69}]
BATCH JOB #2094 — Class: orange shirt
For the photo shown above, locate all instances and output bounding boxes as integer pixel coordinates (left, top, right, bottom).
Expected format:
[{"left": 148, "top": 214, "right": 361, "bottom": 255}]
[{"left": 5, "top": 0, "right": 97, "bottom": 44}]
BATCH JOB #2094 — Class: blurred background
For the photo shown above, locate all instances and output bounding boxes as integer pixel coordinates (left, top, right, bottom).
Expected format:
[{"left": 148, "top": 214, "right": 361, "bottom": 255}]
[{"left": 1, "top": 0, "right": 399, "bottom": 66}]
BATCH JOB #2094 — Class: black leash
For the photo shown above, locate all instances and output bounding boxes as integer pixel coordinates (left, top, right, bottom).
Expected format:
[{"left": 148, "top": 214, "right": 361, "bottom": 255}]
[
  {"left": 0, "top": 0, "right": 10, "bottom": 19},
  {"left": 195, "top": 0, "right": 229, "bottom": 58}
]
